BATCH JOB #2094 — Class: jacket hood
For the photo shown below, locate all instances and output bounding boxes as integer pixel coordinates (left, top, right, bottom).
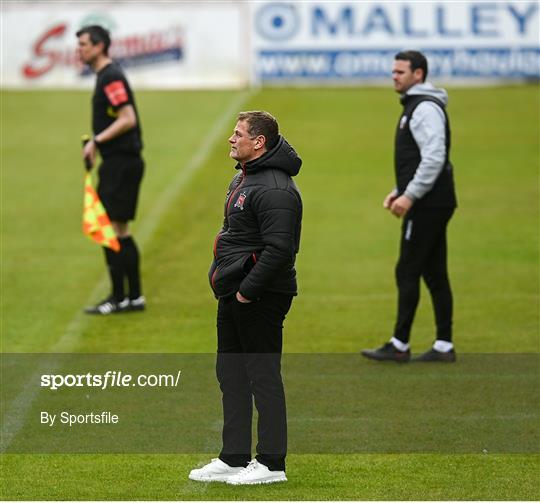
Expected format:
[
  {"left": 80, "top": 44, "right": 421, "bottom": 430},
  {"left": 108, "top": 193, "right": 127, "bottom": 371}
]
[
  {"left": 239, "top": 136, "right": 302, "bottom": 176},
  {"left": 404, "top": 82, "right": 448, "bottom": 106}
]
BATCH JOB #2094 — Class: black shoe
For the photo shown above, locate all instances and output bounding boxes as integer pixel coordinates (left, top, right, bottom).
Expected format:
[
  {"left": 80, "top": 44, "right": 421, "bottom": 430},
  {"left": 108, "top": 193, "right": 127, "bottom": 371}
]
[
  {"left": 361, "top": 342, "right": 410, "bottom": 363},
  {"left": 84, "top": 297, "right": 129, "bottom": 315},
  {"left": 127, "top": 296, "right": 146, "bottom": 312},
  {"left": 413, "top": 348, "right": 456, "bottom": 363}
]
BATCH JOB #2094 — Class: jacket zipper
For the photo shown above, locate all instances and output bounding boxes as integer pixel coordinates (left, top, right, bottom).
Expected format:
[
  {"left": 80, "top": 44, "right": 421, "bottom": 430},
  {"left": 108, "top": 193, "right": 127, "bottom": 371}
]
[
  {"left": 214, "top": 166, "right": 246, "bottom": 259},
  {"left": 212, "top": 166, "right": 247, "bottom": 293},
  {"left": 211, "top": 266, "right": 219, "bottom": 290}
]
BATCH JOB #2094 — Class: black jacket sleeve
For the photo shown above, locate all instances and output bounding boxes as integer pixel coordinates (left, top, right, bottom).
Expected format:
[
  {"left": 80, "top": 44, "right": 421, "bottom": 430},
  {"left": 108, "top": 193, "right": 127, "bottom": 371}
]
[{"left": 238, "top": 188, "right": 301, "bottom": 300}]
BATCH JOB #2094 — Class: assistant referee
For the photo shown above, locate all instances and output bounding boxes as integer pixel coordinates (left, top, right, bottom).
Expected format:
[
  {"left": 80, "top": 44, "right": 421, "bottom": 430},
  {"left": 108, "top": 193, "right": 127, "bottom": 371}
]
[{"left": 77, "top": 25, "right": 145, "bottom": 315}]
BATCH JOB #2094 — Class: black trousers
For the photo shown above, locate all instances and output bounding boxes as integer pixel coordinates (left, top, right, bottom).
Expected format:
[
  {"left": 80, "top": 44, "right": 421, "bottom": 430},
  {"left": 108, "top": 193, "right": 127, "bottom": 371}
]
[
  {"left": 216, "top": 292, "right": 293, "bottom": 472},
  {"left": 393, "top": 208, "right": 455, "bottom": 344}
]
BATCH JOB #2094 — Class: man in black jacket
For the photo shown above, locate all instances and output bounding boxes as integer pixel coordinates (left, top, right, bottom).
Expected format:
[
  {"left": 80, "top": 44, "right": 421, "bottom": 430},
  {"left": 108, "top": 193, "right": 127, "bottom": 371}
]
[
  {"left": 189, "top": 111, "right": 302, "bottom": 485},
  {"left": 362, "top": 50, "right": 457, "bottom": 363}
]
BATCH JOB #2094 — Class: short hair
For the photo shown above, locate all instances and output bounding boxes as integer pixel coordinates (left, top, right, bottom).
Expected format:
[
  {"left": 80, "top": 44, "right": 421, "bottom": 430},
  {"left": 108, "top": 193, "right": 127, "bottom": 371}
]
[
  {"left": 76, "top": 25, "right": 111, "bottom": 56},
  {"left": 395, "top": 50, "right": 428, "bottom": 82},
  {"left": 237, "top": 111, "right": 279, "bottom": 150}
]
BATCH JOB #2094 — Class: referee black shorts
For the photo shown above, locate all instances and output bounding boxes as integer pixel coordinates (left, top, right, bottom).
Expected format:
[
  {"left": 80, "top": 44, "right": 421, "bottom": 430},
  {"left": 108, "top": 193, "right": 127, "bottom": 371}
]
[{"left": 97, "top": 154, "right": 144, "bottom": 222}]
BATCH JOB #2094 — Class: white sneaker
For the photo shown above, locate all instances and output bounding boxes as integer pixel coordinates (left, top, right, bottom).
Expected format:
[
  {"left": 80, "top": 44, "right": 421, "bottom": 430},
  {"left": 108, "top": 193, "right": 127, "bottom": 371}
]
[
  {"left": 226, "top": 459, "right": 287, "bottom": 485},
  {"left": 188, "top": 458, "right": 243, "bottom": 482}
]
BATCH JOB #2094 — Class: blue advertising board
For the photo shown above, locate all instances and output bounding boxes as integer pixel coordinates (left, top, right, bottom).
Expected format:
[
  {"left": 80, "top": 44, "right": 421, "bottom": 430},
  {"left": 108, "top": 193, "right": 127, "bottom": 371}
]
[{"left": 252, "top": 2, "right": 540, "bottom": 81}]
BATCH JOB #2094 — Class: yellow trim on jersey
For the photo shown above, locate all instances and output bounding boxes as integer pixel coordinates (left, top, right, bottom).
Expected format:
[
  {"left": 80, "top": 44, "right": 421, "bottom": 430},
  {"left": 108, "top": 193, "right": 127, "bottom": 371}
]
[{"left": 107, "top": 106, "right": 119, "bottom": 119}]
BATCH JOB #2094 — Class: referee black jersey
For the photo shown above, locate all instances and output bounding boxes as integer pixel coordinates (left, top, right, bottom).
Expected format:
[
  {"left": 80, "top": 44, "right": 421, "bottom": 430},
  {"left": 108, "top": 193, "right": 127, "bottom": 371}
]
[{"left": 92, "top": 62, "right": 143, "bottom": 158}]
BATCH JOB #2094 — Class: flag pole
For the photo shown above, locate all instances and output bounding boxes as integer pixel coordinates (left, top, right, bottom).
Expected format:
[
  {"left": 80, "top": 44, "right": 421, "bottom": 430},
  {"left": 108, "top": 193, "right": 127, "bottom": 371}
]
[{"left": 81, "top": 134, "right": 121, "bottom": 252}]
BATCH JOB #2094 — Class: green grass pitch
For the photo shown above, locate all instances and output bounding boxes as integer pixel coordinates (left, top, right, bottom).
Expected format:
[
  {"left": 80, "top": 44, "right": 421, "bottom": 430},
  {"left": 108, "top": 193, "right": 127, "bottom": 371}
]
[{"left": 1, "top": 86, "right": 539, "bottom": 500}]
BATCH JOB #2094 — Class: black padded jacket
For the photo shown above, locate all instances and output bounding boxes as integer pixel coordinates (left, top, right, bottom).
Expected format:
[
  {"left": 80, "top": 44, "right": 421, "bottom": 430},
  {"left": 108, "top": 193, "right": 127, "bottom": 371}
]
[{"left": 209, "top": 136, "right": 303, "bottom": 300}]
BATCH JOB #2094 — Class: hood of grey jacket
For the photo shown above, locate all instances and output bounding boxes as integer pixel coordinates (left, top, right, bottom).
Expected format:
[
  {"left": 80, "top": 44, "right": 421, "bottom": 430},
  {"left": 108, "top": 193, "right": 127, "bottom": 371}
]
[{"left": 404, "top": 82, "right": 448, "bottom": 106}]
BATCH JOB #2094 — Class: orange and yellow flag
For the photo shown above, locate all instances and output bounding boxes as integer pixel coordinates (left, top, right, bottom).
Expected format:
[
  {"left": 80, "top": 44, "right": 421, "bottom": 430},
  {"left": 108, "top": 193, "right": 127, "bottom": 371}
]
[{"left": 82, "top": 173, "right": 120, "bottom": 252}]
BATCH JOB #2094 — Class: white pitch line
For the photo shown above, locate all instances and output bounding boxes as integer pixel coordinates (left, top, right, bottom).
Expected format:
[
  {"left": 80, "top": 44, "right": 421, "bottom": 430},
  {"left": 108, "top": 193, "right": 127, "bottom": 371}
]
[{"left": 0, "top": 89, "right": 255, "bottom": 453}]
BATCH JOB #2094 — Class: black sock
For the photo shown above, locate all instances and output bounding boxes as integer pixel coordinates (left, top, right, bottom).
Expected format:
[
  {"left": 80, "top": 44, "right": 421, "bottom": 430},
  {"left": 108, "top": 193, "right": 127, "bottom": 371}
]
[
  {"left": 119, "top": 236, "right": 142, "bottom": 300},
  {"left": 103, "top": 247, "right": 125, "bottom": 302}
]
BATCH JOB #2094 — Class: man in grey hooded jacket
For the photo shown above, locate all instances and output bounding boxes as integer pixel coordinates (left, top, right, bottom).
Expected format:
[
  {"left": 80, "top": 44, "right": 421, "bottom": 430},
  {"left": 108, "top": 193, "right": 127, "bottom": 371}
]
[{"left": 362, "top": 50, "right": 457, "bottom": 363}]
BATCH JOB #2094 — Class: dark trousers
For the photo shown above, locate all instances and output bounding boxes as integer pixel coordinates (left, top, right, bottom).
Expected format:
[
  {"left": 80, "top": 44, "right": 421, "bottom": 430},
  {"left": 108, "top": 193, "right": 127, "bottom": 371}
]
[
  {"left": 216, "top": 293, "right": 293, "bottom": 472},
  {"left": 393, "top": 208, "right": 454, "bottom": 343}
]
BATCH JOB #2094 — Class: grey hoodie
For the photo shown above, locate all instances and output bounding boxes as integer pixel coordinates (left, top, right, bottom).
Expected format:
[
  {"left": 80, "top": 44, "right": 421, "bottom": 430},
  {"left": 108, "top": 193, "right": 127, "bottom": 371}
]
[{"left": 401, "top": 82, "right": 449, "bottom": 201}]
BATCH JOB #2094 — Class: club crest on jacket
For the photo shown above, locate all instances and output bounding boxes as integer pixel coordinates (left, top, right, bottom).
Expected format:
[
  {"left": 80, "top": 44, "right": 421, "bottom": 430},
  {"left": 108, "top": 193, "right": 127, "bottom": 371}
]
[{"left": 234, "top": 192, "right": 247, "bottom": 210}]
